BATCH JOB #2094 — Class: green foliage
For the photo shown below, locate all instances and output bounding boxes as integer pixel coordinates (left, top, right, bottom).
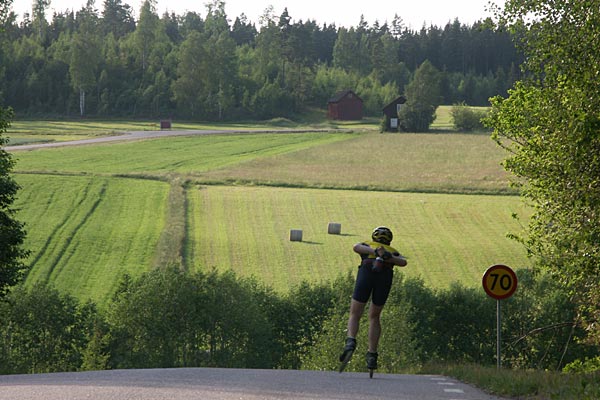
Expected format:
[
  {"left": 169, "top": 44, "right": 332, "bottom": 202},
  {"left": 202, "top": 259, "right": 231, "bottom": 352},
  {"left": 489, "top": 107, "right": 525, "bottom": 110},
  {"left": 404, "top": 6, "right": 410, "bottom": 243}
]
[
  {"left": 1, "top": 267, "right": 598, "bottom": 375},
  {"left": 0, "top": 284, "right": 97, "bottom": 374},
  {"left": 398, "top": 60, "right": 443, "bottom": 132},
  {"left": 502, "top": 269, "right": 595, "bottom": 370},
  {"left": 298, "top": 272, "right": 354, "bottom": 371},
  {"left": 0, "top": 106, "right": 29, "bottom": 297},
  {"left": 0, "top": 0, "right": 13, "bottom": 25},
  {"left": 486, "top": 0, "right": 600, "bottom": 345},
  {"left": 413, "top": 282, "right": 496, "bottom": 364},
  {"left": 171, "top": 31, "right": 210, "bottom": 117},
  {"left": 0, "top": 5, "right": 520, "bottom": 118},
  {"left": 259, "top": 279, "right": 341, "bottom": 369},
  {"left": 332, "top": 27, "right": 370, "bottom": 75},
  {"left": 251, "top": 80, "right": 296, "bottom": 119},
  {"left": 105, "top": 267, "right": 336, "bottom": 369},
  {"left": 356, "top": 73, "right": 399, "bottom": 115},
  {"left": 564, "top": 357, "right": 600, "bottom": 374},
  {"left": 302, "top": 271, "right": 598, "bottom": 373},
  {"left": 311, "top": 65, "right": 359, "bottom": 107},
  {"left": 172, "top": 22, "right": 237, "bottom": 120},
  {"left": 450, "top": 103, "right": 488, "bottom": 132}
]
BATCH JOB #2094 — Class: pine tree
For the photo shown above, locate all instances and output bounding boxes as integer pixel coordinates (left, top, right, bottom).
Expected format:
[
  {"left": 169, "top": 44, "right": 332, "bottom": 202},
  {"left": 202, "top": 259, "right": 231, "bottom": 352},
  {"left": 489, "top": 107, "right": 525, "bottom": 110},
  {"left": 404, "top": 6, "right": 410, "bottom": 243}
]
[{"left": 0, "top": 106, "right": 29, "bottom": 297}]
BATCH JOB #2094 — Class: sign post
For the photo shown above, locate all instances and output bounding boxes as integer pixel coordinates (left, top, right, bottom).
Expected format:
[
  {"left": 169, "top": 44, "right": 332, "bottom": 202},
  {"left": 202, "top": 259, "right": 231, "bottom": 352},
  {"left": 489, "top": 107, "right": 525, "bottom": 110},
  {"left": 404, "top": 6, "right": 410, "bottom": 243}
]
[{"left": 482, "top": 264, "right": 518, "bottom": 369}]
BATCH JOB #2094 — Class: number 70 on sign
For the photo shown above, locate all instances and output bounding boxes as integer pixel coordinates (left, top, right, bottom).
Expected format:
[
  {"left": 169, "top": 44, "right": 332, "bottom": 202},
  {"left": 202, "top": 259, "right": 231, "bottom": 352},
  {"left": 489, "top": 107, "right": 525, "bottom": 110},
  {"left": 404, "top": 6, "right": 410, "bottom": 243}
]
[{"left": 482, "top": 264, "right": 518, "bottom": 300}]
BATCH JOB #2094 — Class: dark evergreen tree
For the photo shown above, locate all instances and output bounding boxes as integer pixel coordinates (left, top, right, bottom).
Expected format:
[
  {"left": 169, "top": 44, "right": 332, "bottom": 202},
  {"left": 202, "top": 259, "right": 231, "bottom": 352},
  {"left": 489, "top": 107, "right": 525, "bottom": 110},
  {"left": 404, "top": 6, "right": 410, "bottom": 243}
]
[
  {"left": 231, "top": 13, "right": 256, "bottom": 46},
  {"left": 0, "top": 106, "right": 29, "bottom": 297},
  {"left": 101, "top": 0, "right": 135, "bottom": 38}
]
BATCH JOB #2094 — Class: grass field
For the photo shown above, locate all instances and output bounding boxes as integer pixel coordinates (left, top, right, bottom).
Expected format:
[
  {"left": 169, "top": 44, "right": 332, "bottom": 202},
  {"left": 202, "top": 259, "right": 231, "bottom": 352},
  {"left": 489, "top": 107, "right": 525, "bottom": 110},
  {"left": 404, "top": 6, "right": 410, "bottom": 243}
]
[
  {"left": 197, "top": 132, "right": 510, "bottom": 194},
  {"left": 12, "top": 133, "right": 356, "bottom": 176},
  {"left": 12, "top": 131, "right": 511, "bottom": 194},
  {"left": 15, "top": 174, "right": 169, "bottom": 304},
  {"left": 9, "top": 110, "right": 530, "bottom": 305},
  {"left": 186, "top": 185, "right": 529, "bottom": 292}
]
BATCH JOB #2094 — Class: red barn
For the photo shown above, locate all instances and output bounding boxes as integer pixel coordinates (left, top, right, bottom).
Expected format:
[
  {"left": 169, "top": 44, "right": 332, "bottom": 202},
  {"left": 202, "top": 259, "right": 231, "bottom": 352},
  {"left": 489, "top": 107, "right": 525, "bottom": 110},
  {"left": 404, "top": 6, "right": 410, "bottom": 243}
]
[{"left": 327, "top": 90, "right": 363, "bottom": 120}]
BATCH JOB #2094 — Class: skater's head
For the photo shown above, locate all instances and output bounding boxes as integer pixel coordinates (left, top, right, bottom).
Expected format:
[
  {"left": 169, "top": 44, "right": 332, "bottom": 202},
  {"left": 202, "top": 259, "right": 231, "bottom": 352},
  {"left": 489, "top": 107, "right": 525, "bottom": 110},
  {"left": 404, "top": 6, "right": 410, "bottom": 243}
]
[{"left": 372, "top": 226, "right": 393, "bottom": 245}]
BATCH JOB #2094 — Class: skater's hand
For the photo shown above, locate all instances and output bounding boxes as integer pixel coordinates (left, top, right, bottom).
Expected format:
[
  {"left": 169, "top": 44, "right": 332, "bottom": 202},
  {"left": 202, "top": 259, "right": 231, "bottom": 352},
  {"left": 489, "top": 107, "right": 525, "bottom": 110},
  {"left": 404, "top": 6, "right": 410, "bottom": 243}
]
[{"left": 375, "top": 246, "right": 392, "bottom": 260}]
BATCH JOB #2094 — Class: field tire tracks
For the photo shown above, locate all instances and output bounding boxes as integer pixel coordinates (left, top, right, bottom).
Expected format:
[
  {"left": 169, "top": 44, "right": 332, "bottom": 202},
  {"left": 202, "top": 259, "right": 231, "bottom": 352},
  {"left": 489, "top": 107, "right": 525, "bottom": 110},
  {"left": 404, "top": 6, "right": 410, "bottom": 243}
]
[{"left": 35, "top": 180, "right": 108, "bottom": 284}]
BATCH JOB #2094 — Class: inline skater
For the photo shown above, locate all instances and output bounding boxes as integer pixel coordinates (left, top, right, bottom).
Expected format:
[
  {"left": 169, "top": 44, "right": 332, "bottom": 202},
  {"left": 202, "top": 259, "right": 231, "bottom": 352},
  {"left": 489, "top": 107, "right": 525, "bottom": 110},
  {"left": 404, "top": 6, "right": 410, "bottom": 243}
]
[{"left": 339, "top": 226, "right": 407, "bottom": 377}]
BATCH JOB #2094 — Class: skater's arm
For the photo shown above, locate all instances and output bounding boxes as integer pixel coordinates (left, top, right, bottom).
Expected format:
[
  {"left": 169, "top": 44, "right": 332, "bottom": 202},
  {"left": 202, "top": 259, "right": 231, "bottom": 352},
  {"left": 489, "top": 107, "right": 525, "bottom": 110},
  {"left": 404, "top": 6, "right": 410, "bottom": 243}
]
[
  {"left": 375, "top": 246, "right": 407, "bottom": 267},
  {"left": 353, "top": 243, "right": 408, "bottom": 267},
  {"left": 388, "top": 253, "right": 407, "bottom": 267},
  {"left": 353, "top": 243, "right": 377, "bottom": 256}
]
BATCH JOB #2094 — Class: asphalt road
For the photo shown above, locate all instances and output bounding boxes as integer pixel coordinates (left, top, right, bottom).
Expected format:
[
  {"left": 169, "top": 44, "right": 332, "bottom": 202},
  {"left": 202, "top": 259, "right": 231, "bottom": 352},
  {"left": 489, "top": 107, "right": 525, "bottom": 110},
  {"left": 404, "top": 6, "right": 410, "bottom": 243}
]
[
  {"left": 0, "top": 368, "right": 513, "bottom": 400},
  {"left": 4, "top": 128, "right": 336, "bottom": 151}
]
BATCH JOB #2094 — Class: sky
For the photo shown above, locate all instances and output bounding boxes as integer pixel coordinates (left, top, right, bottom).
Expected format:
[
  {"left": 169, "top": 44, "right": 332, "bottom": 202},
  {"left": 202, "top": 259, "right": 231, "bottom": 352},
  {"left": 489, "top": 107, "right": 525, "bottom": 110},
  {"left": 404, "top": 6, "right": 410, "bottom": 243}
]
[{"left": 10, "top": 0, "right": 503, "bottom": 29}]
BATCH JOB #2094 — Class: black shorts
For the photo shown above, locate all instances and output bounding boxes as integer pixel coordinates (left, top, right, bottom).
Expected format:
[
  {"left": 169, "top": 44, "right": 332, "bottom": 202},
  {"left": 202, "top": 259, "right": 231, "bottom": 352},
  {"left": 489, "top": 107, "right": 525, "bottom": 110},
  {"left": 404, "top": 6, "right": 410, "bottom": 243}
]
[{"left": 352, "top": 262, "right": 394, "bottom": 306}]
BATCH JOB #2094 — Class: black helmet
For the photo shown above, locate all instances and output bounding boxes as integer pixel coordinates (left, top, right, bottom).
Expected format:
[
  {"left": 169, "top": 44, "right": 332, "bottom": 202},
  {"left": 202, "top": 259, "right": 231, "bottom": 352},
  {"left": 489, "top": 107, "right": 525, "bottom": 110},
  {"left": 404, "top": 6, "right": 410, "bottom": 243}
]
[{"left": 372, "top": 226, "right": 393, "bottom": 245}]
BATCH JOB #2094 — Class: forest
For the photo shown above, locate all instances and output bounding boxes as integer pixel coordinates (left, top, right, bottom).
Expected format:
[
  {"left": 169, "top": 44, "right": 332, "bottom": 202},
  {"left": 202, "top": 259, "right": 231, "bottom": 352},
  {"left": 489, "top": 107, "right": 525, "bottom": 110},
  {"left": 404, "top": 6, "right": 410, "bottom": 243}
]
[{"left": 0, "top": 0, "right": 521, "bottom": 120}]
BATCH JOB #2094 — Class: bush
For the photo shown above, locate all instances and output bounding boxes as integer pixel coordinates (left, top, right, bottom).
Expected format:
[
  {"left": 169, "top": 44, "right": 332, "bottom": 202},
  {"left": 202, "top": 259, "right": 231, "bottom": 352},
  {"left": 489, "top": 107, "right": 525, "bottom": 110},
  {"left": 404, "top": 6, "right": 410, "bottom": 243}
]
[
  {"left": 2, "top": 269, "right": 598, "bottom": 374},
  {"left": 107, "top": 268, "right": 276, "bottom": 369},
  {"left": 450, "top": 103, "right": 488, "bottom": 131},
  {"left": 564, "top": 356, "right": 600, "bottom": 374},
  {"left": 0, "top": 284, "right": 97, "bottom": 374},
  {"left": 301, "top": 270, "right": 600, "bottom": 373}
]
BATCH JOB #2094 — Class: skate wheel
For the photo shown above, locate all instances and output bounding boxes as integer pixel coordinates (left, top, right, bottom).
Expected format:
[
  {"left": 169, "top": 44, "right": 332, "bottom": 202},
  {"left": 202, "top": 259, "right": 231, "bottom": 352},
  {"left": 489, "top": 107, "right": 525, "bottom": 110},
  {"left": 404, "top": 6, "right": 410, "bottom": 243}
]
[{"left": 338, "top": 350, "right": 354, "bottom": 373}]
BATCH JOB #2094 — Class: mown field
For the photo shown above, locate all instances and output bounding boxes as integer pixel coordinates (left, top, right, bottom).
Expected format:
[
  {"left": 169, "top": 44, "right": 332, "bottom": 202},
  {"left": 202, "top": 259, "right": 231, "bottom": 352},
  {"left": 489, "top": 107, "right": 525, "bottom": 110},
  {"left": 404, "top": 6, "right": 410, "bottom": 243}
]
[
  {"left": 9, "top": 116, "right": 531, "bottom": 306},
  {"left": 186, "top": 185, "right": 529, "bottom": 291},
  {"left": 16, "top": 175, "right": 168, "bottom": 302}
]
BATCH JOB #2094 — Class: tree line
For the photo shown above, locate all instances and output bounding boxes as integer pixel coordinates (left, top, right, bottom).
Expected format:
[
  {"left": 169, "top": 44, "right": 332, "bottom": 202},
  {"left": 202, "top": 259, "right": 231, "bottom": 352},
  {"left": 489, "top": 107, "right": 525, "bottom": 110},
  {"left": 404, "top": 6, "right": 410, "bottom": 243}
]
[
  {"left": 0, "top": 0, "right": 521, "bottom": 120},
  {"left": 1, "top": 267, "right": 598, "bottom": 374}
]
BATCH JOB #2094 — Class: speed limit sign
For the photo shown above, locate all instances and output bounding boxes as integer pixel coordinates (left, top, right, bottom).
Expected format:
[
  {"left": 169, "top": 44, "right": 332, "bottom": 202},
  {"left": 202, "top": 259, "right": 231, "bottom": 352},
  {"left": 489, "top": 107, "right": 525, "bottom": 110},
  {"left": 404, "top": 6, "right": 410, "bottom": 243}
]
[{"left": 482, "top": 264, "right": 518, "bottom": 300}]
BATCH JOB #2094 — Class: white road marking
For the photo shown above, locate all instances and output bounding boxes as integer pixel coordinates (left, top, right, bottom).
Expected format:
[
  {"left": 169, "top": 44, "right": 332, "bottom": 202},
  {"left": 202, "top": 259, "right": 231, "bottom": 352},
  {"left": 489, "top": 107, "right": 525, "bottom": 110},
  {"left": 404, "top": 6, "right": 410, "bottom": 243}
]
[
  {"left": 431, "top": 376, "right": 466, "bottom": 398},
  {"left": 444, "top": 388, "right": 465, "bottom": 393}
]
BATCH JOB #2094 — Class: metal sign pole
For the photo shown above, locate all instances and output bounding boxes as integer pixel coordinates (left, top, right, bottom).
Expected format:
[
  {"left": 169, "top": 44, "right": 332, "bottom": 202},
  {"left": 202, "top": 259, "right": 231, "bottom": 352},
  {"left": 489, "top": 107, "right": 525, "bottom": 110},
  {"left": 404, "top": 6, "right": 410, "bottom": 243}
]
[
  {"left": 482, "top": 264, "right": 517, "bottom": 370},
  {"left": 497, "top": 299, "right": 501, "bottom": 369}
]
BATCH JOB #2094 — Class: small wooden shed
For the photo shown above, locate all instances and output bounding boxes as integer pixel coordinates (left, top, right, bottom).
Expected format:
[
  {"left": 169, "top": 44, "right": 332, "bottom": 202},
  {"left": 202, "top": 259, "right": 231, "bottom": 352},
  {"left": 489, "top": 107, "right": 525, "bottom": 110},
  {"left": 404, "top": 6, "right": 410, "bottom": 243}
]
[
  {"left": 382, "top": 95, "right": 407, "bottom": 131},
  {"left": 327, "top": 90, "right": 363, "bottom": 121}
]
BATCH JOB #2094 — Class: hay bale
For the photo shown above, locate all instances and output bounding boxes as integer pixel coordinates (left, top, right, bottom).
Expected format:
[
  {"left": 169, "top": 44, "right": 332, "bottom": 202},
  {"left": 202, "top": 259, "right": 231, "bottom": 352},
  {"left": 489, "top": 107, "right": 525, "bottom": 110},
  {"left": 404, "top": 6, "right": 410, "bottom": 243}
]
[
  {"left": 328, "top": 222, "right": 342, "bottom": 235},
  {"left": 290, "top": 229, "right": 303, "bottom": 242}
]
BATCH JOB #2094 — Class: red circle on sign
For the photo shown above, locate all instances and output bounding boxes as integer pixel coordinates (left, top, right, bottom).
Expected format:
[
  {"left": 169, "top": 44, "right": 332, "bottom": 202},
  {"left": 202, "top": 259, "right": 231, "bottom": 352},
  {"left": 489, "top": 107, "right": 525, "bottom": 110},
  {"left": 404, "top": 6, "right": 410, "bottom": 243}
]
[{"left": 482, "top": 264, "right": 518, "bottom": 300}]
